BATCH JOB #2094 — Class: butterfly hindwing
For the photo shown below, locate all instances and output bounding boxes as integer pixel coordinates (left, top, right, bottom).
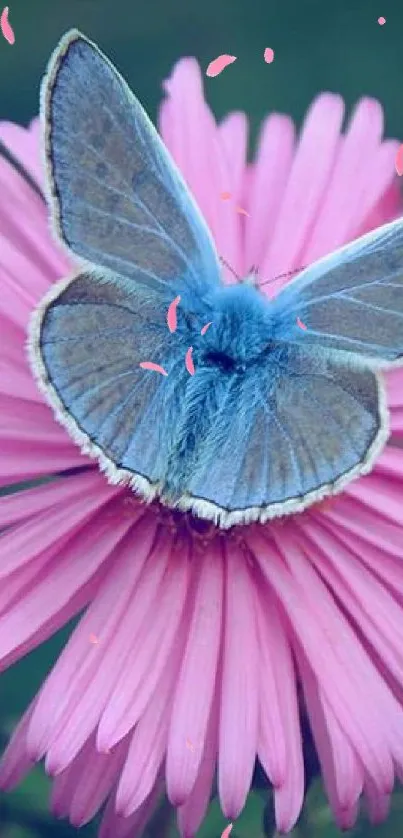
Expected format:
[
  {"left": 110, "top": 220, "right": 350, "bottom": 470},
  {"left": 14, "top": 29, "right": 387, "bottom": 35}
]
[
  {"left": 30, "top": 270, "right": 200, "bottom": 494},
  {"left": 181, "top": 348, "right": 386, "bottom": 525}
]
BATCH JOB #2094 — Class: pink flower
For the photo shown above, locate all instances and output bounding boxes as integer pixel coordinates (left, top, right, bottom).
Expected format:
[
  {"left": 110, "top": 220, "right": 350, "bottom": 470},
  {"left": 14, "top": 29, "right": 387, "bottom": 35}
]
[{"left": 1, "top": 59, "right": 403, "bottom": 837}]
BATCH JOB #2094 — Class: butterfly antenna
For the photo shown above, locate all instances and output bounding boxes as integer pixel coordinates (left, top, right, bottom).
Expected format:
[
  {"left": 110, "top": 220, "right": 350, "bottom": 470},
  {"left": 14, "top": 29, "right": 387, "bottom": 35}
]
[
  {"left": 219, "top": 257, "right": 309, "bottom": 288},
  {"left": 259, "top": 265, "right": 308, "bottom": 288},
  {"left": 219, "top": 255, "right": 242, "bottom": 282}
]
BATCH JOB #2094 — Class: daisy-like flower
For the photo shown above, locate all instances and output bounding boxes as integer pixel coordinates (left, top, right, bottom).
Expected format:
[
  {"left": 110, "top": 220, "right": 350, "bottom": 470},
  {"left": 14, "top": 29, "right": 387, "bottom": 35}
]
[{"left": 1, "top": 58, "right": 403, "bottom": 838}]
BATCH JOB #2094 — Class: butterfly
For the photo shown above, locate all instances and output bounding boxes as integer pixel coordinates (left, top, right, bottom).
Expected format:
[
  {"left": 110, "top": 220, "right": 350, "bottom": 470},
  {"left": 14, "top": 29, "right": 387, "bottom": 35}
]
[{"left": 28, "top": 29, "right": 403, "bottom": 529}]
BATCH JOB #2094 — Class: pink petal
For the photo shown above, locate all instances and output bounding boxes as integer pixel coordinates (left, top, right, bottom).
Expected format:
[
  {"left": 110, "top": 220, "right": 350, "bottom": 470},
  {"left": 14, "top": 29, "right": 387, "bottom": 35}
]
[
  {"left": 250, "top": 529, "right": 396, "bottom": 792},
  {"left": 0, "top": 701, "right": 37, "bottom": 790},
  {"left": 301, "top": 98, "right": 385, "bottom": 262},
  {"left": 116, "top": 634, "right": 185, "bottom": 815},
  {"left": 159, "top": 59, "right": 241, "bottom": 279},
  {"left": 0, "top": 472, "right": 117, "bottom": 580},
  {"left": 296, "top": 646, "right": 363, "bottom": 823},
  {"left": 0, "top": 395, "right": 73, "bottom": 445},
  {"left": 166, "top": 541, "right": 223, "bottom": 803},
  {"left": 99, "top": 775, "right": 164, "bottom": 838},
  {"left": 0, "top": 471, "right": 97, "bottom": 528},
  {"left": 0, "top": 118, "right": 42, "bottom": 186},
  {"left": 0, "top": 497, "right": 132, "bottom": 668},
  {"left": 97, "top": 537, "right": 191, "bottom": 752},
  {"left": 245, "top": 114, "right": 295, "bottom": 276},
  {"left": 364, "top": 778, "right": 391, "bottom": 824},
  {"left": 27, "top": 516, "right": 158, "bottom": 763},
  {"left": 0, "top": 316, "right": 44, "bottom": 402},
  {"left": 177, "top": 697, "right": 219, "bottom": 837},
  {"left": 255, "top": 591, "right": 304, "bottom": 830},
  {"left": 218, "top": 544, "right": 259, "bottom": 819},
  {"left": 385, "top": 367, "right": 403, "bottom": 408},
  {"left": 260, "top": 94, "right": 344, "bottom": 289},
  {"left": 218, "top": 112, "right": 248, "bottom": 205},
  {"left": 52, "top": 736, "right": 129, "bottom": 826},
  {"left": 395, "top": 143, "right": 403, "bottom": 175}
]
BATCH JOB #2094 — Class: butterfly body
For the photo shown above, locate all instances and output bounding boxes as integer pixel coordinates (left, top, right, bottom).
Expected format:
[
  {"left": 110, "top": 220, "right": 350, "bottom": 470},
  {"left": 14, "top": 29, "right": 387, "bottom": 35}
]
[{"left": 29, "top": 29, "right": 403, "bottom": 528}]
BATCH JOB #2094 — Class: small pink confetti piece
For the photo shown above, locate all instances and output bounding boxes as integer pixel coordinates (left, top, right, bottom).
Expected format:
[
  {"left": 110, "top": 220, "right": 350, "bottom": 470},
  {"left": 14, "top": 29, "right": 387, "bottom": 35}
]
[
  {"left": 89, "top": 634, "right": 99, "bottom": 644},
  {"left": 378, "top": 16, "right": 386, "bottom": 25},
  {"left": 264, "top": 47, "right": 275, "bottom": 63},
  {"left": 221, "top": 825, "right": 233, "bottom": 838},
  {"left": 167, "top": 295, "right": 181, "bottom": 333},
  {"left": 201, "top": 321, "right": 212, "bottom": 335},
  {"left": 185, "top": 346, "right": 195, "bottom": 375},
  {"left": 186, "top": 739, "right": 195, "bottom": 751},
  {"left": 206, "top": 55, "right": 237, "bottom": 77},
  {"left": 395, "top": 144, "right": 403, "bottom": 176},
  {"left": 139, "top": 361, "right": 168, "bottom": 376},
  {"left": 220, "top": 191, "right": 232, "bottom": 200},
  {"left": 236, "top": 206, "right": 250, "bottom": 216},
  {"left": 297, "top": 317, "right": 307, "bottom": 330},
  {"left": 1, "top": 7, "right": 14, "bottom": 44}
]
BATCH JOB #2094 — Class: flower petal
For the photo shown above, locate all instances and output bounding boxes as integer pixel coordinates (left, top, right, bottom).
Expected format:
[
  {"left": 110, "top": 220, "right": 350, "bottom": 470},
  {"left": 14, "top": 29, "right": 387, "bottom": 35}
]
[{"left": 218, "top": 543, "right": 259, "bottom": 818}]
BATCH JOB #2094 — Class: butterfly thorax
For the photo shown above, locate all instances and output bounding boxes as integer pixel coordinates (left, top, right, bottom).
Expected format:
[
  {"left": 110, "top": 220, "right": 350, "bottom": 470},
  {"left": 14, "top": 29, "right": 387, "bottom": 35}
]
[{"left": 194, "top": 282, "right": 275, "bottom": 374}]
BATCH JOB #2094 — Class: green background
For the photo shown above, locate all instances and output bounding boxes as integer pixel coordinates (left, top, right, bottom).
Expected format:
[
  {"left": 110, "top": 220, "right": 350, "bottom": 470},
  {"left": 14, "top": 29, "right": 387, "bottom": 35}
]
[{"left": 1, "top": 0, "right": 403, "bottom": 835}]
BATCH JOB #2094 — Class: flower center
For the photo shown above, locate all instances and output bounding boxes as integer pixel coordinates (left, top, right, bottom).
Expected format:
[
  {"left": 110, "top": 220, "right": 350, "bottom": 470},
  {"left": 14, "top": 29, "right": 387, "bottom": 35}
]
[{"left": 150, "top": 500, "right": 245, "bottom": 548}]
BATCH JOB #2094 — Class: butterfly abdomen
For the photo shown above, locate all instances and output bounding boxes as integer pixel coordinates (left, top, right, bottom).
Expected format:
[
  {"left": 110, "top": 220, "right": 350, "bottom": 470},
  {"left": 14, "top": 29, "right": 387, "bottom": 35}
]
[{"left": 161, "top": 283, "right": 278, "bottom": 503}]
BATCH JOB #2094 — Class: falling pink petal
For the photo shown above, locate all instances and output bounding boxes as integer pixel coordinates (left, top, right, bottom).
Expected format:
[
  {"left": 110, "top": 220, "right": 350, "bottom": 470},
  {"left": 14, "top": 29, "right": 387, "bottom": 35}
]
[
  {"left": 220, "top": 191, "right": 232, "bottom": 200},
  {"left": 1, "top": 7, "right": 15, "bottom": 44},
  {"left": 395, "top": 145, "right": 403, "bottom": 176},
  {"left": 89, "top": 634, "right": 99, "bottom": 645},
  {"left": 201, "top": 321, "right": 212, "bottom": 335},
  {"left": 236, "top": 206, "right": 250, "bottom": 216},
  {"left": 167, "top": 295, "right": 181, "bottom": 333},
  {"left": 221, "top": 825, "right": 233, "bottom": 838},
  {"left": 206, "top": 55, "right": 237, "bottom": 77},
  {"left": 185, "top": 346, "right": 195, "bottom": 375},
  {"left": 139, "top": 361, "right": 168, "bottom": 376},
  {"left": 264, "top": 47, "right": 275, "bottom": 63},
  {"left": 297, "top": 317, "right": 307, "bottom": 330},
  {"left": 378, "top": 16, "right": 386, "bottom": 25}
]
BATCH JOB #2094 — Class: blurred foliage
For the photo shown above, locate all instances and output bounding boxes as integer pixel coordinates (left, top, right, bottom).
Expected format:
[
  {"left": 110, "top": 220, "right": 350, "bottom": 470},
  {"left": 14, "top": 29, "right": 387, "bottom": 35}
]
[{"left": 2, "top": 0, "right": 403, "bottom": 834}]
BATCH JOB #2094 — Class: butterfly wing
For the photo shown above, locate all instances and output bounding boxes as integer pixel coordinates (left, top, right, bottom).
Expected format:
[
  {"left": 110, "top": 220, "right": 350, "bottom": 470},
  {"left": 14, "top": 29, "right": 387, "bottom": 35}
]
[
  {"left": 32, "top": 29, "right": 395, "bottom": 526},
  {"left": 31, "top": 29, "right": 219, "bottom": 499},
  {"left": 30, "top": 269, "right": 196, "bottom": 497},
  {"left": 273, "top": 217, "right": 403, "bottom": 364},
  {"left": 176, "top": 347, "right": 387, "bottom": 527},
  {"left": 41, "top": 29, "right": 221, "bottom": 299}
]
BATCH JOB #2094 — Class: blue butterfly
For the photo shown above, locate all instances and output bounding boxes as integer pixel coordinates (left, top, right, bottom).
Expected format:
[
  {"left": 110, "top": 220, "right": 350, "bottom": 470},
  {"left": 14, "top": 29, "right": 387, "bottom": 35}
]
[{"left": 29, "top": 29, "right": 403, "bottom": 529}]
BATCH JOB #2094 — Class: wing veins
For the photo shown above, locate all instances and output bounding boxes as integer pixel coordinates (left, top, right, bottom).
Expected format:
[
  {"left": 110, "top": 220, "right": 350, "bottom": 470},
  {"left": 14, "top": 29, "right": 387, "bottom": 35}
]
[{"left": 285, "top": 267, "right": 403, "bottom": 313}]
